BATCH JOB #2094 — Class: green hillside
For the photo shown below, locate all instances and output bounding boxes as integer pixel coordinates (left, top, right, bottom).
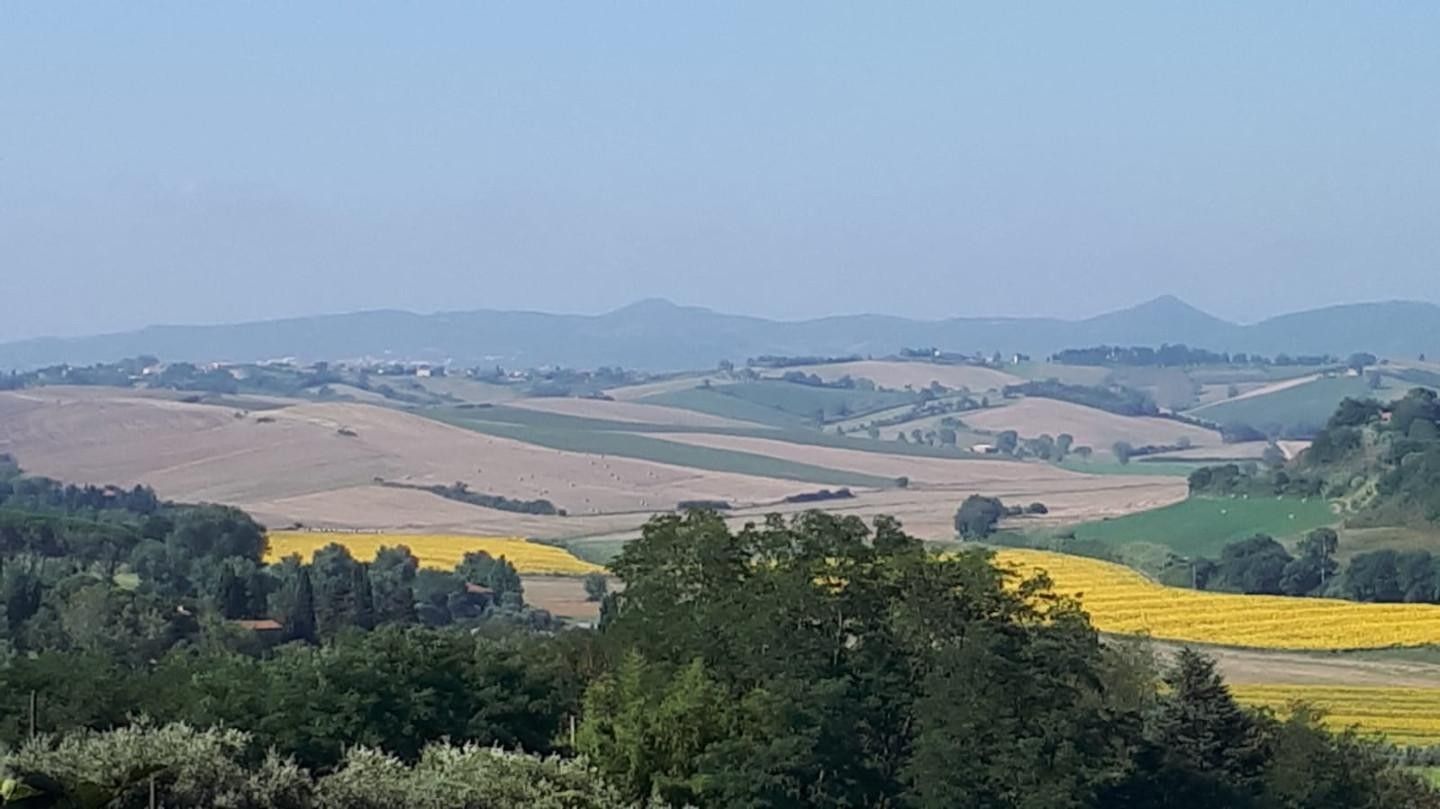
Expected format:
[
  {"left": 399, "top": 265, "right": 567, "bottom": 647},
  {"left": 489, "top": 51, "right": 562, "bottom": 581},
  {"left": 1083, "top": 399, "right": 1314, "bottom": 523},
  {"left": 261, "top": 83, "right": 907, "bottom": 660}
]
[
  {"left": 644, "top": 381, "right": 918, "bottom": 426},
  {"left": 1071, "top": 496, "right": 1337, "bottom": 557},
  {"left": 1187, "top": 374, "right": 1402, "bottom": 435}
]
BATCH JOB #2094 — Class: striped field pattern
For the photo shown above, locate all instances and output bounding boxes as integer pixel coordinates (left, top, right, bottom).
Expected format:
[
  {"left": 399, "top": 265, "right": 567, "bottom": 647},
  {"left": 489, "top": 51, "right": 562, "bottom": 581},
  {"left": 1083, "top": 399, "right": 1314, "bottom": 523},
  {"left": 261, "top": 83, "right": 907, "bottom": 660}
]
[
  {"left": 995, "top": 548, "right": 1440, "bottom": 651},
  {"left": 266, "top": 531, "right": 603, "bottom": 576}
]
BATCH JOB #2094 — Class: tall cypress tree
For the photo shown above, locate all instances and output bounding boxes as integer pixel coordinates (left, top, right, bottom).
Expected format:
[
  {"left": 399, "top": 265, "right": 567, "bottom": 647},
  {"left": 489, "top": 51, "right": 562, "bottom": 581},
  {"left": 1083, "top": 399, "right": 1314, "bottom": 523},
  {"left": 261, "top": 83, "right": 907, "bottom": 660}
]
[
  {"left": 353, "top": 563, "right": 376, "bottom": 631},
  {"left": 287, "top": 567, "right": 318, "bottom": 644},
  {"left": 216, "top": 565, "right": 249, "bottom": 619}
]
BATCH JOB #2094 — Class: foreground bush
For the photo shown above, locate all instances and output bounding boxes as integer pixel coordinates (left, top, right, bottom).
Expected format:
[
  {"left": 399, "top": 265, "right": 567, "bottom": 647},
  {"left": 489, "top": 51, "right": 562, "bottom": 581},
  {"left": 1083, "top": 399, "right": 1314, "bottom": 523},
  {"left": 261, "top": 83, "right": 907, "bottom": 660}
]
[{"left": 0, "top": 723, "right": 633, "bottom": 809}]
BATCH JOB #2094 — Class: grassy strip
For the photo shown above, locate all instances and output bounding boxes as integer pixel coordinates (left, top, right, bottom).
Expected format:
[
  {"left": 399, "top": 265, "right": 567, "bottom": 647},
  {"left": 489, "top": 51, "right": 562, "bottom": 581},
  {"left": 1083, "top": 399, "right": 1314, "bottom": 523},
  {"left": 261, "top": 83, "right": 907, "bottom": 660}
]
[
  {"left": 436, "top": 405, "right": 1007, "bottom": 462},
  {"left": 435, "top": 415, "right": 898, "bottom": 489}
]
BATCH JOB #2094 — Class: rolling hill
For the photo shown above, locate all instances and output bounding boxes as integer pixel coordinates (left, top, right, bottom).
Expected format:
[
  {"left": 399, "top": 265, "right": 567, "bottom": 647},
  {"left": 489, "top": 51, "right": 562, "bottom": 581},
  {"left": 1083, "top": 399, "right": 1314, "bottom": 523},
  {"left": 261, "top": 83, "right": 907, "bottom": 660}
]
[{"left": 5, "top": 295, "right": 1440, "bottom": 371}]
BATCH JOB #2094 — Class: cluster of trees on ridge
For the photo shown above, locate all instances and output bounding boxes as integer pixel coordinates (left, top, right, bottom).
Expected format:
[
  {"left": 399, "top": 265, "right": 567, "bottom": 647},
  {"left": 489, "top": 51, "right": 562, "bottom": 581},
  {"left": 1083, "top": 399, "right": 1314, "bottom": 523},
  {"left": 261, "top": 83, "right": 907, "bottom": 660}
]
[
  {"left": 1050, "top": 345, "right": 1347, "bottom": 368},
  {"left": 1002, "top": 379, "right": 1162, "bottom": 417},
  {"left": 1, "top": 502, "right": 1435, "bottom": 807}
]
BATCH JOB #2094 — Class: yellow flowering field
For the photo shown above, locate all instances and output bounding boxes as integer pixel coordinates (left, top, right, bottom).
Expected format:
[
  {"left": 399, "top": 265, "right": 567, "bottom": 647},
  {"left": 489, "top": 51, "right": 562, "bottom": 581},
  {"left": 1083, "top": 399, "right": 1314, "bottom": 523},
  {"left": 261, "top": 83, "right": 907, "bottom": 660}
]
[
  {"left": 994, "top": 549, "right": 1440, "bottom": 651},
  {"left": 1231, "top": 685, "right": 1440, "bottom": 746},
  {"left": 265, "top": 531, "right": 603, "bottom": 576}
]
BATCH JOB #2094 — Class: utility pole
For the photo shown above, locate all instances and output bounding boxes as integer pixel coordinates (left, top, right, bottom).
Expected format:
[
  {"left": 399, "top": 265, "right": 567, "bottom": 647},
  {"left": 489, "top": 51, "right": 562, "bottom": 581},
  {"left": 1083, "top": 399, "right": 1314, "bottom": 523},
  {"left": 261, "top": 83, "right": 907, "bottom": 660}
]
[{"left": 28, "top": 690, "right": 36, "bottom": 740}]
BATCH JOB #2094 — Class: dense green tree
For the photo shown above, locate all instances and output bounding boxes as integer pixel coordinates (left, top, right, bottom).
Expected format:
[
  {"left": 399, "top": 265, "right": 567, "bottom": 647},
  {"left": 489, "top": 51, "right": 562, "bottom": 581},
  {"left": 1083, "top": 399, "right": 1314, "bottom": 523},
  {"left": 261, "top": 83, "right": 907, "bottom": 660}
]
[
  {"left": 1056, "top": 432, "right": 1075, "bottom": 459},
  {"left": 583, "top": 572, "right": 608, "bottom": 603},
  {"left": 1209, "top": 535, "right": 1292, "bottom": 595},
  {"left": 995, "top": 430, "right": 1019, "bottom": 454},
  {"left": 370, "top": 545, "right": 419, "bottom": 625},
  {"left": 311, "top": 543, "right": 362, "bottom": 636},
  {"left": 588, "top": 510, "right": 1136, "bottom": 808},
  {"left": 954, "top": 495, "right": 1005, "bottom": 539},
  {"left": 455, "top": 551, "right": 524, "bottom": 606},
  {"left": 1347, "top": 352, "right": 1378, "bottom": 373},
  {"left": 1340, "top": 550, "right": 1405, "bottom": 603},
  {"left": 904, "top": 617, "right": 1128, "bottom": 809},
  {"left": 165, "top": 505, "right": 267, "bottom": 564},
  {"left": 1329, "top": 397, "right": 1383, "bottom": 428}
]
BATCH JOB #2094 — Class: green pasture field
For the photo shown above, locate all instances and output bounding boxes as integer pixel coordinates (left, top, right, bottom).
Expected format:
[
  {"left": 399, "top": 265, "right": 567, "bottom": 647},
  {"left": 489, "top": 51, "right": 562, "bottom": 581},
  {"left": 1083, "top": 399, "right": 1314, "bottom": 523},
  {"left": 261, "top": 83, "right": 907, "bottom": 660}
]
[{"left": 1070, "top": 495, "right": 1337, "bottom": 558}]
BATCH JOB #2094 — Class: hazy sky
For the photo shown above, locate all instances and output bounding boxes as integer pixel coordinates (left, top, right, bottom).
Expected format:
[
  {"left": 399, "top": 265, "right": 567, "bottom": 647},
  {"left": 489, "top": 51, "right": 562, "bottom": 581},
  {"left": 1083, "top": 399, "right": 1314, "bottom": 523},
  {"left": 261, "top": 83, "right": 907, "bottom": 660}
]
[{"left": 3, "top": 3, "right": 1438, "bottom": 341}]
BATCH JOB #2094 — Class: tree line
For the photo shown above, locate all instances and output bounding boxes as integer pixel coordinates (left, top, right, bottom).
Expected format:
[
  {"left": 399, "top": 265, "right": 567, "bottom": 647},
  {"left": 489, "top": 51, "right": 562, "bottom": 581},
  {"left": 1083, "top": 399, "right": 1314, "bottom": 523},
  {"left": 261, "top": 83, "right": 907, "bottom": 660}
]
[
  {"left": 1159, "top": 526, "right": 1440, "bottom": 605},
  {"left": 1003, "top": 380, "right": 1160, "bottom": 416},
  {"left": 1050, "top": 344, "right": 1344, "bottom": 369}
]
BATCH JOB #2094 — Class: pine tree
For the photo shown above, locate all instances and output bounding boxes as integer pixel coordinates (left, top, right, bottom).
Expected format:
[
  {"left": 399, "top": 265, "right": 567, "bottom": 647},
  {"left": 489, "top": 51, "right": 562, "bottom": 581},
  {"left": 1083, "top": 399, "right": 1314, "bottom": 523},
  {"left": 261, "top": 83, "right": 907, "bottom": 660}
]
[{"left": 1157, "top": 648, "right": 1268, "bottom": 791}]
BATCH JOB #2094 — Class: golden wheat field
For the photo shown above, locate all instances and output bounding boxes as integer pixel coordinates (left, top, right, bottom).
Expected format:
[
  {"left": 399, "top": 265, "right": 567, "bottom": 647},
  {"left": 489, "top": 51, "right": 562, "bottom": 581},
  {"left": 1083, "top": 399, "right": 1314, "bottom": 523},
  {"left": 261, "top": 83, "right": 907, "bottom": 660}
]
[
  {"left": 265, "top": 531, "right": 603, "bottom": 576},
  {"left": 1231, "top": 685, "right": 1440, "bottom": 746},
  {"left": 995, "top": 549, "right": 1440, "bottom": 651}
]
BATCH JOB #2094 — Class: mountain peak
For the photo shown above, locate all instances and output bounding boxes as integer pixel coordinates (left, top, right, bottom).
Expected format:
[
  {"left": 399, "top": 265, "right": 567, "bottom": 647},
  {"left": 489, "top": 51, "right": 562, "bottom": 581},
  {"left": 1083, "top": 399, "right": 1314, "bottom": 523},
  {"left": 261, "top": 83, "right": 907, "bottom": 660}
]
[
  {"left": 1102, "top": 295, "right": 1229, "bottom": 325},
  {"left": 1135, "top": 294, "right": 1204, "bottom": 314},
  {"left": 609, "top": 298, "right": 684, "bottom": 316}
]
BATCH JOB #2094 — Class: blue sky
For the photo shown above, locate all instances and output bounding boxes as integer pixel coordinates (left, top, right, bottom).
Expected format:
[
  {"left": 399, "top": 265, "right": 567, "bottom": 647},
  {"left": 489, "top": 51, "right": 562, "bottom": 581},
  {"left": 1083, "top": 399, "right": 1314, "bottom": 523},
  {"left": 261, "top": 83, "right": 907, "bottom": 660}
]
[{"left": 2, "top": 2, "right": 1437, "bottom": 340}]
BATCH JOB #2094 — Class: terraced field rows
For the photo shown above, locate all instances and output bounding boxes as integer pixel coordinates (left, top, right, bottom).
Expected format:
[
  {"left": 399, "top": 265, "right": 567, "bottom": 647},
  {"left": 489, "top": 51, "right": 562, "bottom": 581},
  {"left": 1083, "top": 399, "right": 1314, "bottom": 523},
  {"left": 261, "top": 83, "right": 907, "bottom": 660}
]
[
  {"left": 1231, "top": 685, "right": 1440, "bottom": 746},
  {"left": 996, "top": 549, "right": 1440, "bottom": 650}
]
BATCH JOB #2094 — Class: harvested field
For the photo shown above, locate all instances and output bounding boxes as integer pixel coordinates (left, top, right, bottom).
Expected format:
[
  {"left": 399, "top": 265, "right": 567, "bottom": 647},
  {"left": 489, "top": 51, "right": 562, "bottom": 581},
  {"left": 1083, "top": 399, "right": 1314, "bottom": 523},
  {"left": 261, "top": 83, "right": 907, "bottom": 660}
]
[
  {"left": 509, "top": 397, "right": 759, "bottom": 428},
  {"left": 242, "top": 484, "right": 650, "bottom": 540},
  {"left": 769, "top": 360, "right": 1021, "bottom": 392},
  {"left": 0, "top": 389, "right": 803, "bottom": 524},
  {"left": 963, "top": 398, "right": 1220, "bottom": 451},
  {"left": 1, "top": 386, "right": 1192, "bottom": 547},
  {"left": 727, "top": 480, "right": 1184, "bottom": 540},
  {"left": 523, "top": 575, "right": 606, "bottom": 622}
]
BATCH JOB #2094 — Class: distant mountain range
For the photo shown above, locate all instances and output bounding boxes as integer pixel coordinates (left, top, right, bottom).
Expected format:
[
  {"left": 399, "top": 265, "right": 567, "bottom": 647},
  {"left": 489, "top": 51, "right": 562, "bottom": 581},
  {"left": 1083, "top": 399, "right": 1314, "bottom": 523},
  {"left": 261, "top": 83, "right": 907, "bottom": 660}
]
[{"left": 5, "top": 296, "right": 1440, "bottom": 371}]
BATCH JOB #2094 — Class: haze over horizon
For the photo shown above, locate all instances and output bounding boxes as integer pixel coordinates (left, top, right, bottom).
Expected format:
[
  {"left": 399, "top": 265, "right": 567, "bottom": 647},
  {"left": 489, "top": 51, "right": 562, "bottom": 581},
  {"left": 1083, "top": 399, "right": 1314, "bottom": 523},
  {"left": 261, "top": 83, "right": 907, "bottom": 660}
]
[
  {"left": 3, "top": 3, "right": 1438, "bottom": 341},
  {"left": 2, "top": 292, "right": 1433, "bottom": 347}
]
